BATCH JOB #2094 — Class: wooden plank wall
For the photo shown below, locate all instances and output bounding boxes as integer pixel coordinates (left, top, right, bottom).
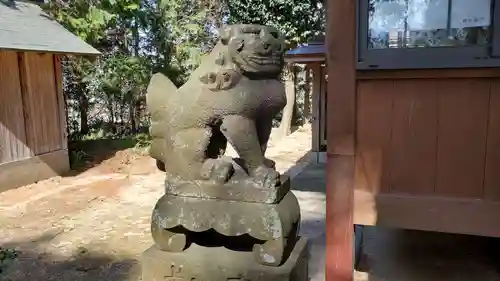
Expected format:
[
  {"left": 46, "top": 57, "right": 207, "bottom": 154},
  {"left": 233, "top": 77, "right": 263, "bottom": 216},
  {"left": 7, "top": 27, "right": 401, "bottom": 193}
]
[
  {"left": 0, "top": 51, "right": 63, "bottom": 165},
  {"left": 0, "top": 51, "right": 31, "bottom": 163},
  {"left": 19, "top": 52, "right": 63, "bottom": 156},
  {"left": 355, "top": 77, "right": 500, "bottom": 201}
]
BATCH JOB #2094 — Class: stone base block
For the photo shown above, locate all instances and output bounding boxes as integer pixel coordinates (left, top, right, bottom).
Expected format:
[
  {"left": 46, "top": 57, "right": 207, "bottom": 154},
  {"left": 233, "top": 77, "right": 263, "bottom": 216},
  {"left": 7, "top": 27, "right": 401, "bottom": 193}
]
[
  {"left": 165, "top": 172, "right": 291, "bottom": 204},
  {"left": 141, "top": 236, "right": 309, "bottom": 281}
]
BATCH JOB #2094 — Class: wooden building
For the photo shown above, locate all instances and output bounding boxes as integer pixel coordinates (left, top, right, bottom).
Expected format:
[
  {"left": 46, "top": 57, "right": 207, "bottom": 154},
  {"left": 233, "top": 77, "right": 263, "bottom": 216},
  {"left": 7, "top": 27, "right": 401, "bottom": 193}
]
[
  {"left": 286, "top": 37, "right": 327, "bottom": 162},
  {"left": 0, "top": 1, "right": 99, "bottom": 192},
  {"left": 326, "top": 0, "right": 500, "bottom": 280}
]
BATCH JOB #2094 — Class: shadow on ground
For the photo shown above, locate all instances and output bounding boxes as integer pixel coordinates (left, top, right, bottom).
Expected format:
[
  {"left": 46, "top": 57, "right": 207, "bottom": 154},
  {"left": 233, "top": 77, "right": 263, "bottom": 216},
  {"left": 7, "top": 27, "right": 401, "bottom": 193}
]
[
  {"left": 0, "top": 223, "right": 326, "bottom": 281},
  {"left": 0, "top": 233, "right": 140, "bottom": 281},
  {"left": 290, "top": 161, "right": 326, "bottom": 194},
  {"left": 285, "top": 159, "right": 326, "bottom": 281},
  {"left": 356, "top": 226, "right": 500, "bottom": 281}
]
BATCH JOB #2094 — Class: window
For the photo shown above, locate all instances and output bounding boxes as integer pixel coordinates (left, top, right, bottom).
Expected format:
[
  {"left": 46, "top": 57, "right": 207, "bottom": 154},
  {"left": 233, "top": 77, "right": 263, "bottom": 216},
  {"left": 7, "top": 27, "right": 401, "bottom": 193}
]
[{"left": 357, "top": 0, "right": 500, "bottom": 69}]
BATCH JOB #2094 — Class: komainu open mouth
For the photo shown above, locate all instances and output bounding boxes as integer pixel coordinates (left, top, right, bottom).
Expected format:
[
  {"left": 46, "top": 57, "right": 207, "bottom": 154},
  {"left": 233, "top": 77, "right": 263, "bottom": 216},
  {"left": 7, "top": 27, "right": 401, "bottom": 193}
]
[
  {"left": 246, "top": 55, "right": 282, "bottom": 66},
  {"left": 236, "top": 52, "right": 282, "bottom": 75}
]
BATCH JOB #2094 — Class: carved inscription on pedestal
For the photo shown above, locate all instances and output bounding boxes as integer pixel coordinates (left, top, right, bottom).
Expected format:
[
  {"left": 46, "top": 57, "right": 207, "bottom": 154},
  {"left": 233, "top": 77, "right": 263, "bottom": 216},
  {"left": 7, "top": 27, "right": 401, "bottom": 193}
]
[
  {"left": 164, "top": 264, "right": 201, "bottom": 281},
  {"left": 227, "top": 276, "right": 250, "bottom": 281}
]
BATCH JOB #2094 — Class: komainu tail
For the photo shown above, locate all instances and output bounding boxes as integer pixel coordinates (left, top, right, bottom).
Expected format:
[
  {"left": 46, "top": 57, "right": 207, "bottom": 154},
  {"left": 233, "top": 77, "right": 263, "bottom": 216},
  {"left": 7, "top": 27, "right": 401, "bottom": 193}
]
[{"left": 146, "top": 73, "right": 177, "bottom": 165}]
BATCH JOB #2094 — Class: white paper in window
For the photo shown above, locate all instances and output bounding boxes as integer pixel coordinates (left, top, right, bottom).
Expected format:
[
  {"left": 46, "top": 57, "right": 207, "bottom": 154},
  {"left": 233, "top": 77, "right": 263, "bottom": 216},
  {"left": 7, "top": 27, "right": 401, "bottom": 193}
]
[
  {"left": 369, "top": 0, "right": 407, "bottom": 33},
  {"left": 407, "top": 0, "right": 449, "bottom": 31},
  {"left": 451, "top": 0, "right": 491, "bottom": 28}
]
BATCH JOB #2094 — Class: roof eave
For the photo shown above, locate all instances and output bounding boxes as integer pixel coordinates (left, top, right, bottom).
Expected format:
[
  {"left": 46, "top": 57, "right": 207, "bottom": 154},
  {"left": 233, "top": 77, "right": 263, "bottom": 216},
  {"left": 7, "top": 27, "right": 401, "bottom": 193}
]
[
  {"left": 0, "top": 46, "right": 101, "bottom": 56},
  {"left": 0, "top": 1, "right": 101, "bottom": 56},
  {"left": 285, "top": 55, "right": 326, "bottom": 63}
]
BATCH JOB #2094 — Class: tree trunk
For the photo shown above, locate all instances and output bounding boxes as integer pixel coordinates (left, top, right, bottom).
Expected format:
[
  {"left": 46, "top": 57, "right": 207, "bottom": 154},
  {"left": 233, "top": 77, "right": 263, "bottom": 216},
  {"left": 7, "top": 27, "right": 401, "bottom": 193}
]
[
  {"left": 63, "top": 79, "right": 70, "bottom": 138},
  {"left": 107, "top": 97, "right": 116, "bottom": 134},
  {"left": 129, "top": 100, "right": 136, "bottom": 133},
  {"left": 279, "top": 64, "right": 296, "bottom": 137},
  {"left": 129, "top": 89, "right": 142, "bottom": 133},
  {"left": 119, "top": 97, "right": 126, "bottom": 134},
  {"left": 79, "top": 92, "right": 89, "bottom": 135},
  {"left": 129, "top": 20, "right": 141, "bottom": 134}
]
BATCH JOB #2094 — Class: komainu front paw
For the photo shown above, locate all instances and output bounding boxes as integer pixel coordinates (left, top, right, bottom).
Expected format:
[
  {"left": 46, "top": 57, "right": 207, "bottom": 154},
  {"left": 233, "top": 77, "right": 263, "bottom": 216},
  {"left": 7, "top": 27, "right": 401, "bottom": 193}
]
[
  {"left": 251, "top": 165, "right": 280, "bottom": 188},
  {"left": 156, "top": 160, "right": 166, "bottom": 172},
  {"left": 200, "top": 159, "right": 235, "bottom": 183},
  {"left": 264, "top": 158, "right": 276, "bottom": 169}
]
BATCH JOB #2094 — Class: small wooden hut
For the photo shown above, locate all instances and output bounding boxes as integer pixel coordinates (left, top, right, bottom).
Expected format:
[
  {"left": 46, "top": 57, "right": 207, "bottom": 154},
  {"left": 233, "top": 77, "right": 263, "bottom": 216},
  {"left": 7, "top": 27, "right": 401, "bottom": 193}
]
[
  {"left": 0, "top": 1, "right": 99, "bottom": 192},
  {"left": 286, "top": 37, "right": 327, "bottom": 162},
  {"left": 326, "top": 0, "right": 500, "bottom": 280}
]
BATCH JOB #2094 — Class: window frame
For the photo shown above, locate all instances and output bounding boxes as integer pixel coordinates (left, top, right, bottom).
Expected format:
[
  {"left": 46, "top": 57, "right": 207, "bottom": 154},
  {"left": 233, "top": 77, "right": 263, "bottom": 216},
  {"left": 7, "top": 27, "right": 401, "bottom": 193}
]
[{"left": 356, "top": 0, "right": 500, "bottom": 70}]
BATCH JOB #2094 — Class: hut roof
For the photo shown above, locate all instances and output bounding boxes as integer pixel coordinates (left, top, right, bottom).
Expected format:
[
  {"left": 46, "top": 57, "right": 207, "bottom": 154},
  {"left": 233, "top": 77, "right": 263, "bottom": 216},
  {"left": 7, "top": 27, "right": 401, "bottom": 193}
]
[
  {"left": 285, "top": 35, "right": 326, "bottom": 63},
  {"left": 0, "top": 1, "right": 100, "bottom": 55}
]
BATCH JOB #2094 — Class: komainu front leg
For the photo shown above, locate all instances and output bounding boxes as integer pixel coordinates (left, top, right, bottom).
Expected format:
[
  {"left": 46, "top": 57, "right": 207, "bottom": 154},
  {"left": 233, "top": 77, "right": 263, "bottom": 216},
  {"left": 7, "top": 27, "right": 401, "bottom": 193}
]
[
  {"left": 221, "top": 115, "right": 279, "bottom": 187},
  {"left": 169, "top": 128, "right": 210, "bottom": 180},
  {"left": 256, "top": 114, "right": 274, "bottom": 155},
  {"left": 171, "top": 127, "right": 234, "bottom": 182},
  {"left": 200, "top": 158, "right": 234, "bottom": 183},
  {"left": 256, "top": 115, "right": 278, "bottom": 171}
]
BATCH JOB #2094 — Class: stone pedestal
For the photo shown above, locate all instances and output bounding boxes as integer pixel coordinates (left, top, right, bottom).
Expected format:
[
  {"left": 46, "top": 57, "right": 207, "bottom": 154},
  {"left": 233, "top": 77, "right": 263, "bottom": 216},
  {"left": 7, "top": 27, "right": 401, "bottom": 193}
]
[
  {"left": 142, "top": 237, "right": 309, "bottom": 281},
  {"left": 141, "top": 176, "right": 309, "bottom": 281},
  {"left": 150, "top": 176, "right": 301, "bottom": 265}
]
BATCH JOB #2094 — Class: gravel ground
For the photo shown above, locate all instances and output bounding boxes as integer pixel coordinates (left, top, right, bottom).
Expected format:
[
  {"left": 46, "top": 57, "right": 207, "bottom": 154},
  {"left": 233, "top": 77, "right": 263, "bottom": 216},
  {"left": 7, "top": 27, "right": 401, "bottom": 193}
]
[{"left": 0, "top": 125, "right": 325, "bottom": 281}]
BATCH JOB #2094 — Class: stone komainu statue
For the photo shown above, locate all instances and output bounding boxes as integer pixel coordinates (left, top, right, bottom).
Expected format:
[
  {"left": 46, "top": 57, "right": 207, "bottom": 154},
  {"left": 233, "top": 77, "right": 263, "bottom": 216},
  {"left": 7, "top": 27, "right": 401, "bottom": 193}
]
[
  {"left": 144, "top": 25, "right": 305, "bottom": 272},
  {"left": 147, "top": 24, "right": 286, "bottom": 189}
]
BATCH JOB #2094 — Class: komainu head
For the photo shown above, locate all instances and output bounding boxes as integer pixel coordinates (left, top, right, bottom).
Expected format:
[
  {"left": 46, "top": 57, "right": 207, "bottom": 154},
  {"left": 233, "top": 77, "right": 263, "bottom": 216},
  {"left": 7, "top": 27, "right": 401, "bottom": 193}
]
[{"left": 219, "top": 24, "right": 285, "bottom": 79}]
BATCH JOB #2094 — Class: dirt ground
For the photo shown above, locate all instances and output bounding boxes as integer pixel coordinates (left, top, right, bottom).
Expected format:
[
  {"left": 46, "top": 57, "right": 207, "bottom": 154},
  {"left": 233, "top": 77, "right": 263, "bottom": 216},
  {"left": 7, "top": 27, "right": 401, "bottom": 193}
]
[
  {"left": 0, "top": 125, "right": 322, "bottom": 281},
  {"left": 2, "top": 124, "right": 500, "bottom": 281}
]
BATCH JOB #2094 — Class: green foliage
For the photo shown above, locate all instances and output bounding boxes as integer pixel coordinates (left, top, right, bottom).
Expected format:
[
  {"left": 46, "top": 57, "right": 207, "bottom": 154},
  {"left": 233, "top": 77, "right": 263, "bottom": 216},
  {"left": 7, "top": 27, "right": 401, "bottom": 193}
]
[
  {"left": 225, "top": 0, "right": 325, "bottom": 48},
  {"left": 141, "top": 0, "right": 209, "bottom": 85},
  {"left": 42, "top": 0, "right": 115, "bottom": 43},
  {"left": 70, "top": 149, "right": 90, "bottom": 169},
  {"left": 39, "top": 0, "right": 322, "bottom": 153},
  {"left": 133, "top": 133, "right": 152, "bottom": 148},
  {"left": 0, "top": 248, "right": 19, "bottom": 275}
]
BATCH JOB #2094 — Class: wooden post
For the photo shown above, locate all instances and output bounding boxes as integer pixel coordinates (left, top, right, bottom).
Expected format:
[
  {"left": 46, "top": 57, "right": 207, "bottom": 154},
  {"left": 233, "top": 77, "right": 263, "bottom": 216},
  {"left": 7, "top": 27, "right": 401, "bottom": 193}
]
[
  {"left": 53, "top": 55, "right": 68, "bottom": 150},
  {"left": 310, "top": 63, "right": 322, "bottom": 156},
  {"left": 326, "top": 0, "right": 357, "bottom": 280},
  {"left": 320, "top": 65, "right": 327, "bottom": 149}
]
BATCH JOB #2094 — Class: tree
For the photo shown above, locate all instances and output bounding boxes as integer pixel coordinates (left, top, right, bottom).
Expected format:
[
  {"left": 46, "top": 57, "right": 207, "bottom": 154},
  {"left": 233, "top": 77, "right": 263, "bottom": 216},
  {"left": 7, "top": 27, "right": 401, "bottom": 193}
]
[
  {"left": 42, "top": 0, "right": 214, "bottom": 138},
  {"left": 225, "top": 0, "right": 325, "bottom": 48},
  {"left": 39, "top": 0, "right": 326, "bottom": 143}
]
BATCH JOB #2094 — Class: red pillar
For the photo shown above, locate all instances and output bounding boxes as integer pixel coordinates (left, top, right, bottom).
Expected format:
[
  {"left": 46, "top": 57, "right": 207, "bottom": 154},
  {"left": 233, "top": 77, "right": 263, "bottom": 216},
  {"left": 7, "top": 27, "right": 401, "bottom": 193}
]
[{"left": 325, "top": 0, "right": 357, "bottom": 280}]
